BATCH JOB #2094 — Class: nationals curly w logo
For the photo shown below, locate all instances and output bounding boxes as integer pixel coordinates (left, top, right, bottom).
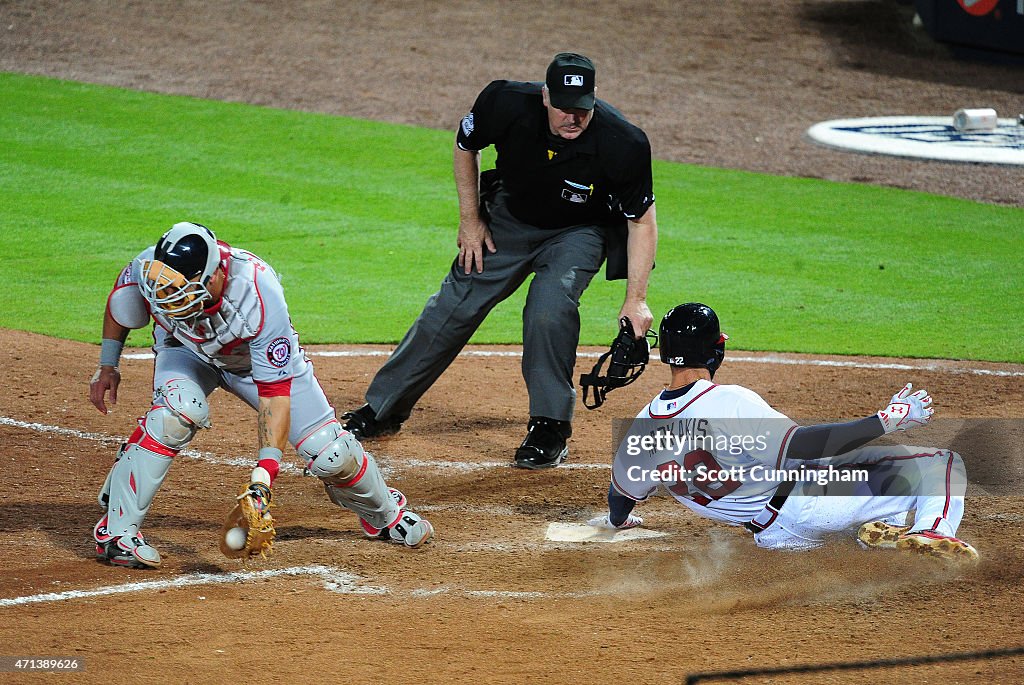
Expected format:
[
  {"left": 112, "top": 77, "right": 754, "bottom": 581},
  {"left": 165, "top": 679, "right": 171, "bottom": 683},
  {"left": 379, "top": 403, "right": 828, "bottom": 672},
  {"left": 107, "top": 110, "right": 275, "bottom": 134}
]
[{"left": 266, "top": 337, "right": 291, "bottom": 368}]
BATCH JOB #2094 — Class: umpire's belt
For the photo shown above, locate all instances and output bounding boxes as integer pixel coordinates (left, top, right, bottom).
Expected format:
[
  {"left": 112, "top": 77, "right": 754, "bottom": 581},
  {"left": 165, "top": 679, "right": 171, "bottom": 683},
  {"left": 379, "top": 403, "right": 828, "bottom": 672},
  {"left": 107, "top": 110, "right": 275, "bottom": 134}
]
[{"left": 744, "top": 480, "right": 795, "bottom": 534}]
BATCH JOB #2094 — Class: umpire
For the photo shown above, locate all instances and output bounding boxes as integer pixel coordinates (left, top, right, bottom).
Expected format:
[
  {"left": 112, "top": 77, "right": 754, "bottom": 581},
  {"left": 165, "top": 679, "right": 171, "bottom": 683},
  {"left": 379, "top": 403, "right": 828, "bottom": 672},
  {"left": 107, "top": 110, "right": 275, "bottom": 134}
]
[{"left": 344, "top": 52, "right": 658, "bottom": 469}]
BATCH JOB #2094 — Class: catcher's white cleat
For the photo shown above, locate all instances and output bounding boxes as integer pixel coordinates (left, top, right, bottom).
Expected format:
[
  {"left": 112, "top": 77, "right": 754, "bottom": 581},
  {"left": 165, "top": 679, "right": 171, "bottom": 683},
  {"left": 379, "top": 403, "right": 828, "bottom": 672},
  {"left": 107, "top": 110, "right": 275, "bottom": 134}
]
[
  {"left": 857, "top": 521, "right": 910, "bottom": 550},
  {"left": 896, "top": 529, "right": 979, "bottom": 563},
  {"left": 360, "top": 489, "right": 433, "bottom": 548},
  {"left": 96, "top": 534, "right": 162, "bottom": 569},
  {"left": 387, "top": 510, "right": 434, "bottom": 548}
]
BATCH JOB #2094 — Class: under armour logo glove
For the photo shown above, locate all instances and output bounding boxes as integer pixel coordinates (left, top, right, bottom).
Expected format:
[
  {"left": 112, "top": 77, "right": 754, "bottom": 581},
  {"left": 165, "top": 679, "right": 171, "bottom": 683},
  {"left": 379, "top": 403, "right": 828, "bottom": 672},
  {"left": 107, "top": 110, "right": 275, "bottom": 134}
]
[{"left": 877, "top": 383, "right": 933, "bottom": 433}]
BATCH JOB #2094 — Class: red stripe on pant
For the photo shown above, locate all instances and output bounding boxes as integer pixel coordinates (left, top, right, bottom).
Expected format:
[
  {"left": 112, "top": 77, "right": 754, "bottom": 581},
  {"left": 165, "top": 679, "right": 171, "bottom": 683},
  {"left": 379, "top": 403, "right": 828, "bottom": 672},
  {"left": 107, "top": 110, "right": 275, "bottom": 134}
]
[{"left": 934, "top": 452, "right": 955, "bottom": 531}]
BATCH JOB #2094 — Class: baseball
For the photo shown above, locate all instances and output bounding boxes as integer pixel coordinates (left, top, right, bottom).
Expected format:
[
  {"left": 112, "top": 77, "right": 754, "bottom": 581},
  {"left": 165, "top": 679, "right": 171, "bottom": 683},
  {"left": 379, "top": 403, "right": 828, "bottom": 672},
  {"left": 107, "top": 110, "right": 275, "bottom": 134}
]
[{"left": 224, "top": 526, "right": 247, "bottom": 551}]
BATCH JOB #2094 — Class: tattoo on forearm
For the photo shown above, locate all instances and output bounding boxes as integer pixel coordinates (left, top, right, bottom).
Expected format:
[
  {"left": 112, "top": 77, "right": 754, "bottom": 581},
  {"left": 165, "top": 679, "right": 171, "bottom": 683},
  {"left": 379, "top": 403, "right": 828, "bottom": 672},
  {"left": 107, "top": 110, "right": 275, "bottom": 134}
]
[{"left": 258, "top": 404, "right": 272, "bottom": 447}]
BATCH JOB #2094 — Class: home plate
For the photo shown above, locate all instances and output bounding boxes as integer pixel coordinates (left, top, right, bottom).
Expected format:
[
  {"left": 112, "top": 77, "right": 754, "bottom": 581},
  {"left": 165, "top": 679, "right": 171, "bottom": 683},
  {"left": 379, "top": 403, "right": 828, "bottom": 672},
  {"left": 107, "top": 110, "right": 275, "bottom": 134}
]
[{"left": 545, "top": 522, "right": 669, "bottom": 543}]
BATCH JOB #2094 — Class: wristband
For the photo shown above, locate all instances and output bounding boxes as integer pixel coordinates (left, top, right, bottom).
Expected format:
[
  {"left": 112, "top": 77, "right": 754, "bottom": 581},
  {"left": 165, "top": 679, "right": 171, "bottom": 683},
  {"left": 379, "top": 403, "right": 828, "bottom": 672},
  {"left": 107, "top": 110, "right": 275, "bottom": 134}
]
[
  {"left": 99, "top": 338, "right": 124, "bottom": 368},
  {"left": 258, "top": 446, "right": 283, "bottom": 462}
]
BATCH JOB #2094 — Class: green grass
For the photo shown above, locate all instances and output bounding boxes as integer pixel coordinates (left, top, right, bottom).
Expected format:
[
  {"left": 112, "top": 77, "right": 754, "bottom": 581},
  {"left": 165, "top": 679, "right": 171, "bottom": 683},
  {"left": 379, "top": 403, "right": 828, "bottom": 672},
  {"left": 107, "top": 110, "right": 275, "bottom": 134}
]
[{"left": 1, "top": 72, "right": 1021, "bottom": 361}]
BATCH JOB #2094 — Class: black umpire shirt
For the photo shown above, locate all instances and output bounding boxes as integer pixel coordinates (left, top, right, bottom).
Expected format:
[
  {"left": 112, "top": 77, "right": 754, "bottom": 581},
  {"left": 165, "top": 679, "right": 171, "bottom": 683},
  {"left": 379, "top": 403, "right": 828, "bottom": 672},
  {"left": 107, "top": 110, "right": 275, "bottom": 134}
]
[{"left": 456, "top": 80, "right": 655, "bottom": 232}]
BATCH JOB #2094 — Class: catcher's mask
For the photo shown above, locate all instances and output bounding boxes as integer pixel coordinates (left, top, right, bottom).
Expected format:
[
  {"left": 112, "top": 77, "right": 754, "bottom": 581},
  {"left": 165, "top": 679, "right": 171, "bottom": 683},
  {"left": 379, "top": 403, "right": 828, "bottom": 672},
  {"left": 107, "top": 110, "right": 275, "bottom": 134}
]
[
  {"left": 658, "top": 303, "right": 728, "bottom": 378},
  {"left": 579, "top": 317, "right": 656, "bottom": 410},
  {"left": 140, "top": 222, "right": 220, "bottom": 323}
]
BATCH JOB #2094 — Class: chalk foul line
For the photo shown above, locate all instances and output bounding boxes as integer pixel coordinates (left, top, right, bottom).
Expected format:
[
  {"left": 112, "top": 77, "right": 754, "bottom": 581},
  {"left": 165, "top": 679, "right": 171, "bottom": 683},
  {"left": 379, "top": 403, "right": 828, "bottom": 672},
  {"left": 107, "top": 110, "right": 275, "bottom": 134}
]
[
  {"left": 0, "top": 416, "right": 607, "bottom": 473},
  {"left": 0, "top": 565, "right": 375, "bottom": 607},
  {"left": 0, "top": 564, "right": 595, "bottom": 607},
  {"left": 120, "top": 349, "right": 1024, "bottom": 378},
  {"left": 0, "top": 416, "right": 301, "bottom": 475}
]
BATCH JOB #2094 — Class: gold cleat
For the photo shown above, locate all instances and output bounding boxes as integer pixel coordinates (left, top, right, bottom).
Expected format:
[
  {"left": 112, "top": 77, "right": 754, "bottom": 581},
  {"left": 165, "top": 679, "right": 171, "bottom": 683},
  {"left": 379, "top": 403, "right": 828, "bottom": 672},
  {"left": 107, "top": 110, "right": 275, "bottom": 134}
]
[
  {"left": 896, "top": 529, "right": 980, "bottom": 563},
  {"left": 857, "top": 521, "right": 910, "bottom": 550}
]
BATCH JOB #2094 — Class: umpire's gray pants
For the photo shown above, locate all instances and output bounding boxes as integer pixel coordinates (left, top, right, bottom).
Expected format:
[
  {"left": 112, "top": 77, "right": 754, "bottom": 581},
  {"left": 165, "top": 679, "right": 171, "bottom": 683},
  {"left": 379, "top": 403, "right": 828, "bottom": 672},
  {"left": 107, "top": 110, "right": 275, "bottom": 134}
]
[{"left": 366, "top": 192, "right": 605, "bottom": 424}]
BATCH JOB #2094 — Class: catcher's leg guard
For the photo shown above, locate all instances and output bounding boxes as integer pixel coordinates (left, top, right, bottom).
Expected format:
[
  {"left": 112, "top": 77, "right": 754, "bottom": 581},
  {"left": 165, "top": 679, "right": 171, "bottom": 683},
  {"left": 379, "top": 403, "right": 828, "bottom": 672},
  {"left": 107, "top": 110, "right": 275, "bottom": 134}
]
[
  {"left": 358, "top": 487, "right": 405, "bottom": 538},
  {"left": 299, "top": 420, "right": 432, "bottom": 546},
  {"left": 98, "top": 378, "right": 211, "bottom": 509},
  {"left": 298, "top": 420, "right": 401, "bottom": 531},
  {"left": 298, "top": 419, "right": 365, "bottom": 481},
  {"left": 95, "top": 421, "right": 177, "bottom": 541},
  {"left": 95, "top": 380, "right": 210, "bottom": 568},
  {"left": 318, "top": 456, "right": 400, "bottom": 535},
  {"left": 389, "top": 510, "right": 434, "bottom": 548},
  {"left": 93, "top": 438, "right": 172, "bottom": 569}
]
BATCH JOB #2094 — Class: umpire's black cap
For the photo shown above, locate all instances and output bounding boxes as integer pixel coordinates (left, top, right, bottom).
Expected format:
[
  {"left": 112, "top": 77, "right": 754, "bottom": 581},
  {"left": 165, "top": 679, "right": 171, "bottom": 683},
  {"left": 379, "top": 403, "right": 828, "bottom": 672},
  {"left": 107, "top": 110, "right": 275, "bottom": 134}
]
[{"left": 546, "top": 52, "right": 596, "bottom": 110}]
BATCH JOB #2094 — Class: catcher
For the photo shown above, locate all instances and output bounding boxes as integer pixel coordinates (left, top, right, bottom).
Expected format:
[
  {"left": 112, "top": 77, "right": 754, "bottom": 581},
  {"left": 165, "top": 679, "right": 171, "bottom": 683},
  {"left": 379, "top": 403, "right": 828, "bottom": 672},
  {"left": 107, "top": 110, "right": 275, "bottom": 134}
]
[{"left": 88, "top": 222, "right": 433, "bottom": 569}]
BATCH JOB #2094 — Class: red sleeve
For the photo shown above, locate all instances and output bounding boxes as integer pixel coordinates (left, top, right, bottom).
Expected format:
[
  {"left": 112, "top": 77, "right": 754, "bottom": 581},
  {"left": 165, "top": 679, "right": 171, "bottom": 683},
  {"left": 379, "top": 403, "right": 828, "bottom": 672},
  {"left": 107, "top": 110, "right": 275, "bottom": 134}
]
[{"left": 256, "top": 378, "right": 292, "bottom": 398}]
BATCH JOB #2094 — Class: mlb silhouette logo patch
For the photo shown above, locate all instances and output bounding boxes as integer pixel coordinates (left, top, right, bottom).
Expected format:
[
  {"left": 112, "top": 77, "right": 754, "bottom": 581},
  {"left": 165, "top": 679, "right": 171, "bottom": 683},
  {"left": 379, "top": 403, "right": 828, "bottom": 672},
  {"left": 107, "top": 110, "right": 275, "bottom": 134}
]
[
  {"left": 561, "top": 179, "right": 593, "bottom": 204},
  {"left": 564, "top": 74, "right": 584, "bottom": 87}
]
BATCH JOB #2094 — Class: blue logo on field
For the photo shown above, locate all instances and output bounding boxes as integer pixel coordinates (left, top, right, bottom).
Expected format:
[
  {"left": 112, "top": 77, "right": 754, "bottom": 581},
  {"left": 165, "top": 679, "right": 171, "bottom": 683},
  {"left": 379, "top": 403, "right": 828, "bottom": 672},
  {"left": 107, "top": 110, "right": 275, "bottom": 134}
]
[{"left": 835, "top": 123, "right": 1024, "bottom": 150}]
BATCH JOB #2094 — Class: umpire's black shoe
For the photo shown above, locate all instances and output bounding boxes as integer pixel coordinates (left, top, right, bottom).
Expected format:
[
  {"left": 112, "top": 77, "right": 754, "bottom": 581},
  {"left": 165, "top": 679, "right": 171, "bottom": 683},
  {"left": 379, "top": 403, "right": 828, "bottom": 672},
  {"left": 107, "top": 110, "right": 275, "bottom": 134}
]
[
  {"left": 514, "top": 417, "right": 571, "bottom": 469},
  {"left": 341, "top": 404, "right": 403, "bottom": 439}
]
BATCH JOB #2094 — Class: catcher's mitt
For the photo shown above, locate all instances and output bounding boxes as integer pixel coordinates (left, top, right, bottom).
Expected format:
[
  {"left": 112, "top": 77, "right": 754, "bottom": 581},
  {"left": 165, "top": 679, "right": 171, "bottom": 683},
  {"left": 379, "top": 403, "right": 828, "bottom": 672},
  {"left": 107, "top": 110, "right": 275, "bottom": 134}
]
[
  {"left": 219, "top": 481, "right": 276, "bottom": 560},
  {"left": 579, "top": 317, "right": 656, "bottom": 410}
]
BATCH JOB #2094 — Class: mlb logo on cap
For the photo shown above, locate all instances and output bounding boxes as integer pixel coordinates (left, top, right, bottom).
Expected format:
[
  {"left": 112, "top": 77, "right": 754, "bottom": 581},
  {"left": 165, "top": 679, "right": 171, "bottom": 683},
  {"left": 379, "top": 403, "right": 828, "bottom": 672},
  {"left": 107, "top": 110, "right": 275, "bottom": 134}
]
[{"left": 546, "top": 52, "right": 596, "bottom": 110}]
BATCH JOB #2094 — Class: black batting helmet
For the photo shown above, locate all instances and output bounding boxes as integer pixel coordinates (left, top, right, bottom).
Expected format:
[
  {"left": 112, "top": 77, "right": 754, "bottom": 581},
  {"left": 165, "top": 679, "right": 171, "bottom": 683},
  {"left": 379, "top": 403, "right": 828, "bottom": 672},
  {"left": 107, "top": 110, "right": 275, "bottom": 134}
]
[{"left": 658, "top": 303, "right": 729, "bottom": 377}]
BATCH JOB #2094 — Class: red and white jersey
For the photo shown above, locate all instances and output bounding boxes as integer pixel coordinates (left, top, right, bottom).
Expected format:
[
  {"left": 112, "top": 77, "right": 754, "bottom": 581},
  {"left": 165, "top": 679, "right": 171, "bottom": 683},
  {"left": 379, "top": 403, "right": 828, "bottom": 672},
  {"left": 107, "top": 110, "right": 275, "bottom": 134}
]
[
  {"left": 611, "top": 380, "right": 799, "bottom": 525},
  {"left": 108, "top": 242, "right": 305, "bottom": 389}
]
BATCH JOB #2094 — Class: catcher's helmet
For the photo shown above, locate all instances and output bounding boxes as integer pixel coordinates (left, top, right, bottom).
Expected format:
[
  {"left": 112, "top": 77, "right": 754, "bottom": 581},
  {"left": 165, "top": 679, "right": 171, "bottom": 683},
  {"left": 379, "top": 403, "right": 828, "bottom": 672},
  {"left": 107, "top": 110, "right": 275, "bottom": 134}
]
[
  {"left": 658, "top": 303, "right": 728, "bottom": 377},
  {"left": 140, "top": 222, "right": 220, "bottom": 322}
]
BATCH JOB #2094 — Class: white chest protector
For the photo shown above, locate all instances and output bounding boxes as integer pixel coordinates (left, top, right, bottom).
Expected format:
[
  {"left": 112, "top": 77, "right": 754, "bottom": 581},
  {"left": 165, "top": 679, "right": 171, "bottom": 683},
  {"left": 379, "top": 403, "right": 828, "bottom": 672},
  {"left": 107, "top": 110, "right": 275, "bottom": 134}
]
[{"left": 109, "top": 244, "right": 302, "bottom": 381}]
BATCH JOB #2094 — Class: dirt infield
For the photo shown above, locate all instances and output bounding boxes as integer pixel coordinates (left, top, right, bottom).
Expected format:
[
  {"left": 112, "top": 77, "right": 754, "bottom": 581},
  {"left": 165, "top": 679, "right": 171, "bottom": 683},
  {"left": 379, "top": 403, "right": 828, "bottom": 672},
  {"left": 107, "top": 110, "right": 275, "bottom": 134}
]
[
  {"left": 2, "top": 1, "right": 1024, "bottom": 682},
  {"left": 2, "top": 329, "right": 1024, "bottom": 684}
]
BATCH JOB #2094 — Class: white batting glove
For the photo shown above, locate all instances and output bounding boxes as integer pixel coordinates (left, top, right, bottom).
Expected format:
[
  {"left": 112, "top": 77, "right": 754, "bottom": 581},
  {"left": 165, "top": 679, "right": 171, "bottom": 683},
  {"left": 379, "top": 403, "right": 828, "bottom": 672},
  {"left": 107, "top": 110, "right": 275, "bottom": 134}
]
[
  {"left": 587, "top": 513, "right": 644, "bottom": 530},
  {"left": 877, "top": 383, "right": 933, "bottom": 433}
]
